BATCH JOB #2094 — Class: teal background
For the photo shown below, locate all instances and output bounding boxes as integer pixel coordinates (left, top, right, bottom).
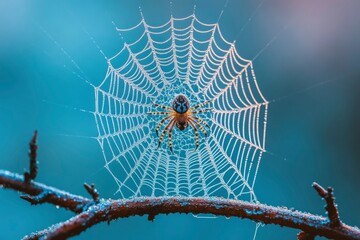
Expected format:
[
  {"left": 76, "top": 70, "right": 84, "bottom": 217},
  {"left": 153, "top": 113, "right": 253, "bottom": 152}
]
[{"left": 0, "top": 0, "right": 359, "bottom": 239}]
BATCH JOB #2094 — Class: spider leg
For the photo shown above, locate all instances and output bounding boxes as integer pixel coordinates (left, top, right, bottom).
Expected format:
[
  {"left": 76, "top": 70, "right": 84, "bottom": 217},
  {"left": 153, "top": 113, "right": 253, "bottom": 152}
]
[
  {"left": 191, "top": 108, "right": 212, "bottom": 114},
  {"left": 147, "top": 111, "right": 172, "bottom": 115},
  {"left": 158, "top": 119, "right": 175, "bottom": 148},
  {"left": 189, "top": 117, "right": 207, "bottom": 137},
  {"left": 188, "top": 120, "right": 199, "bottom": 151},
  {"left": 168, "top": 119, "right": 176, "bottom": 153},
  {"left": 190, "top": 101, "right": 211, "bottom": 110},
  {"left": 156, "top": 115, "right": 173, "bottom": 136},
  {"left": 191, "top": 116, "right": 210, "bottom": 128},
  {"left": 152, "top": 102, "right": 173, "bottom": 111}
]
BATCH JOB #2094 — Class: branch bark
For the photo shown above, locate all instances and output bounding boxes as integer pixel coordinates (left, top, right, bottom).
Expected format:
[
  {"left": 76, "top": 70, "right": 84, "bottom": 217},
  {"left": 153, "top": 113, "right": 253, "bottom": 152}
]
[{"left": 20, "top": 196, "right": 360, "bottom": 240}]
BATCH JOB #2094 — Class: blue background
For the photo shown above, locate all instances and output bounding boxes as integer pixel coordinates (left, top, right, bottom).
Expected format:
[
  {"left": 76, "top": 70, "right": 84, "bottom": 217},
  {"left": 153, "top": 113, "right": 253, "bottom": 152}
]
[{"left": 0, "top": 0, "right": 359, "bottom": 239}]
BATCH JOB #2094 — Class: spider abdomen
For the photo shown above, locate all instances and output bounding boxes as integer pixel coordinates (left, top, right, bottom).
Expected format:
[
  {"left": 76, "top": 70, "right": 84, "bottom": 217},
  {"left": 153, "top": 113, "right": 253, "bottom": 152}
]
[
  {"left": 172, "top": 94, "right": 190, "bottom": 114},
  {"left": 176, "top": 114, "right": 188, "bottom": 131}
]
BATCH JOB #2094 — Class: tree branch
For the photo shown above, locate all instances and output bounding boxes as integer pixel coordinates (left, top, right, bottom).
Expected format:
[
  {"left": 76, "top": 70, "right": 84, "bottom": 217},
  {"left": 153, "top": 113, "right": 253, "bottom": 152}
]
[
  {"left": 4, "top": 171, "right": 359, "bottom": 240},
  {"left": 21, "top": 196, "right": 360, "bottom": 240},
  {"left": 1, "top": 132, "right": 359, "bottom": 240},
  {"left": 0, "top": 170, "right": 90, "bottom": 213},
  {"left": 1, "top": 170, "right": 358, "bottom": 240}
]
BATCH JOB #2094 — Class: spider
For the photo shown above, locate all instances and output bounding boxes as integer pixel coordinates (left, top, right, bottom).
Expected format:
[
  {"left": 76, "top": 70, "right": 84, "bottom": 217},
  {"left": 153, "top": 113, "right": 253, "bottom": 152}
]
[{"left": 147, "top": 94, "right": 211, "bottom": 152}]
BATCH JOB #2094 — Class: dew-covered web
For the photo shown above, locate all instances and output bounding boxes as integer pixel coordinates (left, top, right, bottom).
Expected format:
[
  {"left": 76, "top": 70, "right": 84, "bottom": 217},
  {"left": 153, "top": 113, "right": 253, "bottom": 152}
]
[{"left": 94, "top": 11, "right": 268, "bottom": 202}]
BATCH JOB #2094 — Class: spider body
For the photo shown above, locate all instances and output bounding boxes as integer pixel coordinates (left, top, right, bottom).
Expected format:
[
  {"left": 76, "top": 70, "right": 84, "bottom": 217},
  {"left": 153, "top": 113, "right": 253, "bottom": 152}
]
[
  {"left": 172, "top": 95, "right": 190, "bottom": 130},
  {"left": 148, "top": 95, "right": 211, "bottom": 152}
]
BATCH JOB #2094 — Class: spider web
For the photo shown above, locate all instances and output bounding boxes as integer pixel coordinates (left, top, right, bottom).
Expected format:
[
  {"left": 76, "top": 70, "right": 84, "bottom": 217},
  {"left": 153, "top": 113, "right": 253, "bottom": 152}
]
[{"left": 94, "top": 12, "right": 268, "bottom": 203}]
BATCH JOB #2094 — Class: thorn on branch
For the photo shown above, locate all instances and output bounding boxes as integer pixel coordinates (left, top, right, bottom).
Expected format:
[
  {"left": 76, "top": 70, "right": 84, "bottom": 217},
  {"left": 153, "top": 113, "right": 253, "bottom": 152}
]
[
  {"left": 148, "top": 214, "right": 156, "bottom": 222},
  {"left": 312, "top": 182, "right": 341, "bottom": 228},
  {"left": 24, "top": 130, "right": 38, "bottom": 182},
  {"left": 297, "top": 231, "right": 315, "bottom": 240},
  {"left": 20, "top": 190, "right": 50, "bottom": 205},
  {"left": 84, "top": 183, "right": 99, "bottom": 203}
]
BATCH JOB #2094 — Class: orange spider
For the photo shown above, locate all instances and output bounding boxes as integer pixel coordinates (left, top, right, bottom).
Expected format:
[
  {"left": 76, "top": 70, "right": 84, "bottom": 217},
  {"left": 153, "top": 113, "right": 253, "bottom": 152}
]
[{"left": 147, "top": 94, "right": 211, "bottom": 152}]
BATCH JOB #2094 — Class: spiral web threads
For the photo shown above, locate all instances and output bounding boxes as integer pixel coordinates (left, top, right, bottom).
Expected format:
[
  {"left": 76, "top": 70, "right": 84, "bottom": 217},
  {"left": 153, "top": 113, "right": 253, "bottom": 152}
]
[{"left": 94, "top": 12, "right": 268, "bottom": 203}]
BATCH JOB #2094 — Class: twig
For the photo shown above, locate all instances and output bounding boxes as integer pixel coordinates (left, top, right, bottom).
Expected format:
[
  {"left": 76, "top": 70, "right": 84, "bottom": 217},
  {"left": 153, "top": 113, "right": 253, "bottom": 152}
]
[
  {"left": 1, "top": 130, "right": 90, "bottom": 213},
  {"left": 296, "top": 182, "right": 344, "bottom": 239},
  {"left": 24, "top": 130, "right": 38, "bottom": 182},
  {"left": 313, "top": 182, "right": 342, "bottom": 227},
  {"left": 22, "top": 196, "right": 360, "bottom": 240},
  {"left": 0, "top": 170, "right": 90, "bottom": 213},
  {"left": 84, "top": 183, "right": 99, "bottom": 203},
  {"left": 20, "top": 190, "right": 50, "bottom": 205}
]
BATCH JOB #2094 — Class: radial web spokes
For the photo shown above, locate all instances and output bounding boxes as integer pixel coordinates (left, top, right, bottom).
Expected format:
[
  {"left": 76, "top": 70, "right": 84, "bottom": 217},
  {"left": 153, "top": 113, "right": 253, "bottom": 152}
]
[{"left": 95, "top": 14, "right": 268, "bottom": 202}]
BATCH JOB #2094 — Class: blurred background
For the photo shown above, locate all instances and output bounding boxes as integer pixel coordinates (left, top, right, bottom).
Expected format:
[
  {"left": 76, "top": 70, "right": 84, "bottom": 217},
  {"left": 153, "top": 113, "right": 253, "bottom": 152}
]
[{"left": 0, "top": 0, "right": 359, "bottom": 239}]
